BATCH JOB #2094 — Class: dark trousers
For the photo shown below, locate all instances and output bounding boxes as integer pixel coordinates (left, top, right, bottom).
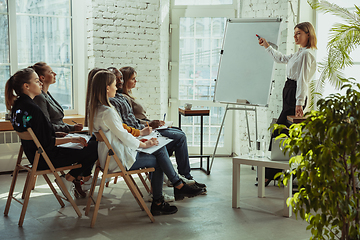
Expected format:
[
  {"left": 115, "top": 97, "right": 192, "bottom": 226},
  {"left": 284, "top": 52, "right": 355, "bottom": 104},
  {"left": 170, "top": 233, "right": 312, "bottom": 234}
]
[
  {"left": 266, "top": 79, "right": 297, "bottom": 180},
  {"left": 37, "top": 140, "right": 98, "bottom": 178}
]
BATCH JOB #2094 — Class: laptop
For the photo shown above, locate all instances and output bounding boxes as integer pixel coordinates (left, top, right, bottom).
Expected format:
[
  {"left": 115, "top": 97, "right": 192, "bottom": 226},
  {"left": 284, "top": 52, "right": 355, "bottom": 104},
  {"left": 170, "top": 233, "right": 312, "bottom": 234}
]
[{"left": 270, "top": 138, "right": 294, "bottom": 161}]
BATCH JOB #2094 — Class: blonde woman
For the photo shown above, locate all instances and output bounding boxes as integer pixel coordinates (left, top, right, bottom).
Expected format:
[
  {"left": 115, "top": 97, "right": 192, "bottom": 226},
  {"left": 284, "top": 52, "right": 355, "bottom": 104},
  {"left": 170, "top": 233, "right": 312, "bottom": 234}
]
[{"left": 258, "top": 22, "right": 317, "bottom": 185}]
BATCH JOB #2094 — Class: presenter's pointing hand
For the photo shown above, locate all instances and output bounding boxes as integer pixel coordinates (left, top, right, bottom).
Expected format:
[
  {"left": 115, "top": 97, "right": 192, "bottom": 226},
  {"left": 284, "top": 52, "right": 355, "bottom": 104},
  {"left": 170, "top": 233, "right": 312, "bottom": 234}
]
[{"left": 258, "top": 37, "right": 270, "bottom": 49}]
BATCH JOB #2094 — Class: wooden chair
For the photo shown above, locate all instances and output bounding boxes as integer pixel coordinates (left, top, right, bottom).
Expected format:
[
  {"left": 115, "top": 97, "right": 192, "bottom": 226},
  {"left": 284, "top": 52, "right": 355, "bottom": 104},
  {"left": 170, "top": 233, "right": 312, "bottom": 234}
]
[
  {"left": 85, "top": 129, "right": 155, "bottom": 227},
  {"left": 4, "top": 128, "right": 83, "bottom": 227}
]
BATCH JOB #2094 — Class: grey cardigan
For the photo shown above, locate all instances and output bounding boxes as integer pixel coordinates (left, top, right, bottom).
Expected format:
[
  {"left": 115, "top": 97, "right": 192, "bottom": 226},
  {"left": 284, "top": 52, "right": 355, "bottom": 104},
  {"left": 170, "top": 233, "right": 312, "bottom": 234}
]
[{"left": 33, "top": 91, "right": 75, "bottom": 132}]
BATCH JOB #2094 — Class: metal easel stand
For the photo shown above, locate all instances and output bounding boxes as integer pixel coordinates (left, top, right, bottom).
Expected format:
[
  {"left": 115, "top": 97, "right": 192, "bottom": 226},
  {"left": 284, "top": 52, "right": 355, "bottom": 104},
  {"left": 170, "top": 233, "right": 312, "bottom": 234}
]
[{"left": 209, "top": 103, "right": 258, "bottom": 172}]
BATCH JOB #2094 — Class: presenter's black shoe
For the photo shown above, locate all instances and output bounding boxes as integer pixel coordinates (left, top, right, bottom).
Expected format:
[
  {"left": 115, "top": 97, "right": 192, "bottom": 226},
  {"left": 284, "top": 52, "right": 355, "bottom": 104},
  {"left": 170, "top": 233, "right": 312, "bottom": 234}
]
[
  {"left": 151, "top": 197, "right": 178, "bottom": 216},
  {"left": 174, "top": 183, "right": 204, "bottom": 201}
]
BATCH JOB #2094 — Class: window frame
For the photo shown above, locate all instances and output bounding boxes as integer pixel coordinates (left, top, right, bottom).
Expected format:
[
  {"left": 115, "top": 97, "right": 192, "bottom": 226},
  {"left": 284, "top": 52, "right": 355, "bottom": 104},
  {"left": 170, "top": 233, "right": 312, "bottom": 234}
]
[
  {"left": 3, "top": 0, "right": 86, "bottom": 115},
  {"left": 314, "top": 2, "right": 360, "bottom": 99},
  {"left": 169, "top": 0, "right": 238, "bottom": 155}
]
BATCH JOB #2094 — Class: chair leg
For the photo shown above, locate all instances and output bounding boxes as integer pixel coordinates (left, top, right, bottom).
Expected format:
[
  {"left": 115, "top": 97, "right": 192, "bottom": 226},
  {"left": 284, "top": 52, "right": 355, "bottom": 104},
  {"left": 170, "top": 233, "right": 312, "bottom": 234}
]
[
  {"left": 4, "top": 166, "right": 21, "bottom": 216},
  {"left": 130, "top": 175, "right": 143, "bottom": 198},
  {"left": 53, "top": 173, "right": 82, "bottom": 218},
  {"left": 85, "top": 166, "right": 100, "bottom": 216},
  {"left": 18, "top": 170, "right": 37, "bottom": 227},
  {"left": 124, "top": 175, "right": 154, "bottom": 223},
  {"left": 138, "top": 173, "right": 151, "bottom": 194},
  {"left": 90, "top": 176, "right": 107, "bottom": 228},
  {"left": 124, "top": 176, "right": 144, "bottom": 211},
  {"left": 32, "top": 176, "right": 37, "bottom": 190},
  {"left": 43, "top": 174, "right": 65, "bottom": 208},
  {"left": 21, "top": 172, "right": 31, "bottom": 199}
]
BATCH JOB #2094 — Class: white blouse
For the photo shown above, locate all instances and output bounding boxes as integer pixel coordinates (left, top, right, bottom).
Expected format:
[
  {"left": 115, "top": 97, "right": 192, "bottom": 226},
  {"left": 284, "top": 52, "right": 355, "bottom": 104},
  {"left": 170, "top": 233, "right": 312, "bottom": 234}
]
[
  {"left": 93, "top": 105, "right": 140, "bottom": 173},
  {"left": 265, "top": 46, "right": 316, "bottom": 106}
]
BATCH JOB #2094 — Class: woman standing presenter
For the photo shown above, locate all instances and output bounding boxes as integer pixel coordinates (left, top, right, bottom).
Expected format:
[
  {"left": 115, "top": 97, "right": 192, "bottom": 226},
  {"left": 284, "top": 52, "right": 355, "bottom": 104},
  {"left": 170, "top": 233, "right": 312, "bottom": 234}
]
[{"left": 258, "top": 22, "right": 317, "bottom": 185}]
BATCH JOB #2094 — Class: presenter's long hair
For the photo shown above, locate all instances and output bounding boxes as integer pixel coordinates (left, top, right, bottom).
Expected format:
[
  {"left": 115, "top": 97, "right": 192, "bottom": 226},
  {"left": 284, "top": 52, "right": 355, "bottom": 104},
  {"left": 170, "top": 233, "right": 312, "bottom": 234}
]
[
  {"left": 295, "top": 22, "right": 317, "bottom": 49},
  {"left": 88, "top": 70, "right": 116, "bottom": 134}
]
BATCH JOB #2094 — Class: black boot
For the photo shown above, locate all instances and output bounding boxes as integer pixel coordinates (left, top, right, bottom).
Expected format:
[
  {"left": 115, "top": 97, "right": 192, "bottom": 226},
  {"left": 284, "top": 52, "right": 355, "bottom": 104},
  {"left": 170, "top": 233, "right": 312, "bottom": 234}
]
[
  {"left": 151, "top": 196, "right": 178, "bottom": 216},
  {"left": 174, "top": 183, "right": 204, "bottom": 201}
]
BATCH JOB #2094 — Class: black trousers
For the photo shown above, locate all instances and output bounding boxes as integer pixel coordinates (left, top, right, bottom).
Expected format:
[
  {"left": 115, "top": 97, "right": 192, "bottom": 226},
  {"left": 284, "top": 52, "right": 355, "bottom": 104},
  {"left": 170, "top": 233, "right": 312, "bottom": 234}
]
[
  {"left": 36, "top": 140, "right": 98, "bottom": 178},
  {"left": 266, "top": 79, "right": 297, "bottom": 180}
]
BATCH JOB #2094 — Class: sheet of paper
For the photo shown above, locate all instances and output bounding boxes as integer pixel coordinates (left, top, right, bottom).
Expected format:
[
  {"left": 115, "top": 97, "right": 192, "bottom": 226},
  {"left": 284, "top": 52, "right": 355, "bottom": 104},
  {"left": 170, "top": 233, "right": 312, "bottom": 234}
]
[
  {"left": 57, "top": 133, "right": 91, "bottom": 149},
  {"left": 155, "top": 121, "right": 173, "bottom": 130},
  {"left": 71, "top": 126, "right": 89, "bottom": 133},
  {"left": 137, "top": 131, "right": 173, "bottom": 154}
]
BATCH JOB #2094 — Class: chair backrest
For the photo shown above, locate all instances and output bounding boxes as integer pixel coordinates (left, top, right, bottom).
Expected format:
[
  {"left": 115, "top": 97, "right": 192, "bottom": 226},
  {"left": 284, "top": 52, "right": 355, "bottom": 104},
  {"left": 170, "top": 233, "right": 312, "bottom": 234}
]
[
  {"left": 16, "top": 130, "right": 33, "bottom": 141},
  {"left": 94, "top": 129, "right": 128, "bottom": 174},
  {"left": 94, "top": 132, "right": 103, "bottom": 142},
  {"left": 16, "top": 128, "right": 55, "bottom": 172}
]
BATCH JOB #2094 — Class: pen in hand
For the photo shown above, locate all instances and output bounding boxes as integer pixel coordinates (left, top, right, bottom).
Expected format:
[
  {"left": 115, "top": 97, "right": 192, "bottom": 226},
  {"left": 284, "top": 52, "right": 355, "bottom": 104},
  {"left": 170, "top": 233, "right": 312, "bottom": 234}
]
[
  {"left": 163, "top": 113, "right": 166, "bottom": 122},
  {"left": 72, "top": 120, "right": 78, "bottom": 124}
]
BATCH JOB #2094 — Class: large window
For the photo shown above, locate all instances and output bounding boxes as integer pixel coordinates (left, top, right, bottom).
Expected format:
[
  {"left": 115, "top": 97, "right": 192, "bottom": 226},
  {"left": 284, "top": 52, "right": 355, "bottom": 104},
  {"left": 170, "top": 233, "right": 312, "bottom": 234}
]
[
  {"left": 316, "top": 0, "right": 360, "bottom": 97},
  {"left": 179, "top": 17, "right": 225, "bottom": 101},
  {"left": 170, "top": 2, "right": 235, "bottom": 155},
  {"left": 0, "top": 0, "right": 10, "bottom": 112},
  {"left": 0, "top": 0, "right": 73, "bottom": 112},
  {"left": 178, "top": 17, "right": 226, "bottom": 147}
]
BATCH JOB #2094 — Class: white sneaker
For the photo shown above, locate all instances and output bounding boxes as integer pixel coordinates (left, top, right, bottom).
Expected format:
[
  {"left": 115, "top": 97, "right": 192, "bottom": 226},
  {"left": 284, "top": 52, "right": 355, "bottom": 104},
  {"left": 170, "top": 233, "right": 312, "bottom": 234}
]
[
  {"left": 179, "top": 175, "right": 195, "bottom": 185},
  {"left": 55, "top": 175, "right": 75, "bottom": 199},
  {"left": 81, "top": 177, "right": 110, "bottom": 191},
  {"left": 145, "top": 193, "right": 175, "bottom": 202}
]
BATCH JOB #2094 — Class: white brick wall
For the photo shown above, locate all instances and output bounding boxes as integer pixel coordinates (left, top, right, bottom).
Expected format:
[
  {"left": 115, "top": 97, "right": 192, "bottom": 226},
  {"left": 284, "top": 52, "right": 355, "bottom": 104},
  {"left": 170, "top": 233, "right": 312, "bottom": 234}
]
[
  {"left": 86, "top": 0, "right": 169, "bottom": 120},
  {"left": 233, "top": 0, "right": 299, "bottom": 156}
]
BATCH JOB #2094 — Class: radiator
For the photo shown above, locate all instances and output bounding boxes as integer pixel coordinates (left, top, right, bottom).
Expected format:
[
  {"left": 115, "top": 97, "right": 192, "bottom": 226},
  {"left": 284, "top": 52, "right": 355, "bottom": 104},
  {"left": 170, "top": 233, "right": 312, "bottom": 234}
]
[{"left": 0, "top": 131, "right": 22, "bottom": 173}]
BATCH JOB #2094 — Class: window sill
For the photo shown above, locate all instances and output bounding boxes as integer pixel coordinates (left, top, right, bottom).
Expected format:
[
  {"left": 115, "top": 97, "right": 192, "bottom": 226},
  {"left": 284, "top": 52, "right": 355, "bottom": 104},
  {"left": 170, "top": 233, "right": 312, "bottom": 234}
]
[{"left": 0, "top": 115, "right": 85, "bottom": 132}]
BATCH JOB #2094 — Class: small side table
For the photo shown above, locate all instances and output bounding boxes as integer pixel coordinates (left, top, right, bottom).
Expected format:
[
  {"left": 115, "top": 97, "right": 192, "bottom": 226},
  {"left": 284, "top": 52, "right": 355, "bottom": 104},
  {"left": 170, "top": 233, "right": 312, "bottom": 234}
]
[{"left": 178, "top": 108, "right": 211, "bottom": 175}]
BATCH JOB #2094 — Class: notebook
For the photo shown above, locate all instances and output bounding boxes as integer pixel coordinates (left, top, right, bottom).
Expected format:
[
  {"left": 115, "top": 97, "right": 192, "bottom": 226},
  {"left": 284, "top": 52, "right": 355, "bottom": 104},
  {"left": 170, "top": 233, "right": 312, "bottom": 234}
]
[{"left": 270, "top": 138, "right": 294, "bottom": 161}]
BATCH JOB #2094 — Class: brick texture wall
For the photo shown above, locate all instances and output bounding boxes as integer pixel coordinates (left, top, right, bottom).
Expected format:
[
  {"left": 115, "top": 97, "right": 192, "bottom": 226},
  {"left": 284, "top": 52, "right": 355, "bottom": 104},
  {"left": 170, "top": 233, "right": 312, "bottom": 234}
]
[{"left": 86, "top": 0, "right": 169, "bottom": 120}]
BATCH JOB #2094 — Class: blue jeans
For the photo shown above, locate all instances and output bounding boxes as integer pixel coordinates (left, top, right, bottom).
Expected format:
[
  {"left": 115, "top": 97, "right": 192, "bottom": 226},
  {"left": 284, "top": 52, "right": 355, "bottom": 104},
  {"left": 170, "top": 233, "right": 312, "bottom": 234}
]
[
  {"left": 129, "top": 146, "right": 180, "bottom": 200},
  {"left": 157, "top": 128, "right": 191, "bottom": 179}
]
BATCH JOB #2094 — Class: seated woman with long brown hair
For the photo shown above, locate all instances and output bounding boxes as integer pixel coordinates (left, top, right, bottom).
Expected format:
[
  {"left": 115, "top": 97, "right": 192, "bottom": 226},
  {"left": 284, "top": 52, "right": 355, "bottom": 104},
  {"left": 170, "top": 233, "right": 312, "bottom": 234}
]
[{"left": 87, "top": 70, "right": 204, "bottom": 216}]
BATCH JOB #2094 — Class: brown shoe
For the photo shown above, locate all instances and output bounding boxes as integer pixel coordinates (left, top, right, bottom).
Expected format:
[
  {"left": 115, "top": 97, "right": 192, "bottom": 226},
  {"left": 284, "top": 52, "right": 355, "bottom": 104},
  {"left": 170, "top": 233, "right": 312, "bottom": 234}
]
[{"left": 73, "top": 180, "right": 87, "bottom": 198}]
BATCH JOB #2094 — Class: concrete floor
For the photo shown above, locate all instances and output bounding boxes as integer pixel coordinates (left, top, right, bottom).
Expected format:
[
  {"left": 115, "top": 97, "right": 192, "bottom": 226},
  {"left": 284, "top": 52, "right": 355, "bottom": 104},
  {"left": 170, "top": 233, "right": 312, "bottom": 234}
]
[{"left": 0, "top": 157, "right": 311, "bottom": 240}]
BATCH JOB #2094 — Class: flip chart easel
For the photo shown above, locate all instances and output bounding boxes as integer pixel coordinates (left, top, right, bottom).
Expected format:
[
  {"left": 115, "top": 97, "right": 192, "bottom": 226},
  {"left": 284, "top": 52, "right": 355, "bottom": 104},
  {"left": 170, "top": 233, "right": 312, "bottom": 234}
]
[
  {"left": 210, "top": 103, "right": 258, "bottom": 171},
  {"left": 210, "top": 17, "right": 282, "bottom": 171}
]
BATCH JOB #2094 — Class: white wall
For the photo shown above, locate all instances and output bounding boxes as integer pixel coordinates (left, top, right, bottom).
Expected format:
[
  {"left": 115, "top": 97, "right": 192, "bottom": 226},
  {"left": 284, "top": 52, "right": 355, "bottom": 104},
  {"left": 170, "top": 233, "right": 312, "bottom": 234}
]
[{"left": 86, "top": 0, "right": 170, "bottom": 120}]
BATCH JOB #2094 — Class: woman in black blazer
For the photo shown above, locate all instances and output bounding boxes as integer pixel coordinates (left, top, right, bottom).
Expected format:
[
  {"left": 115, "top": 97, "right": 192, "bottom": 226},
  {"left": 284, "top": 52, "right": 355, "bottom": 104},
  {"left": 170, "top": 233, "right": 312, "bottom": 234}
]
[
  {"left": 5, "top": 68, "right": 97, "bottom": 198},
  {"left": 30, "top": 62, "right": 83, "bottom": 133}
]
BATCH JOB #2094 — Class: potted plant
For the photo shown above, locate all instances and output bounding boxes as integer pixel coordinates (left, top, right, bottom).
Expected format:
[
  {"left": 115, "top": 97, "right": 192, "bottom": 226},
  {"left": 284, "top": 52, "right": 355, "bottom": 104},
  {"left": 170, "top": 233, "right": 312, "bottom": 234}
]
[
  {"left": 272, "top": 2, "right": 360, "bottom": 238},
  {"left": 274, "top": 81, "right": 360, "bottom": 239}
]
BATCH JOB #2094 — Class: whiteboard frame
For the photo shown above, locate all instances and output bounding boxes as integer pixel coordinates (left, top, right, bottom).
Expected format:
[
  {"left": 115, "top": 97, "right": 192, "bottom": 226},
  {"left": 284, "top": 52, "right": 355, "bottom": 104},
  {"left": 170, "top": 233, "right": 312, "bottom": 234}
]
[{"left": 213, "top": 18, "right": 282, "bottom": 107}]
